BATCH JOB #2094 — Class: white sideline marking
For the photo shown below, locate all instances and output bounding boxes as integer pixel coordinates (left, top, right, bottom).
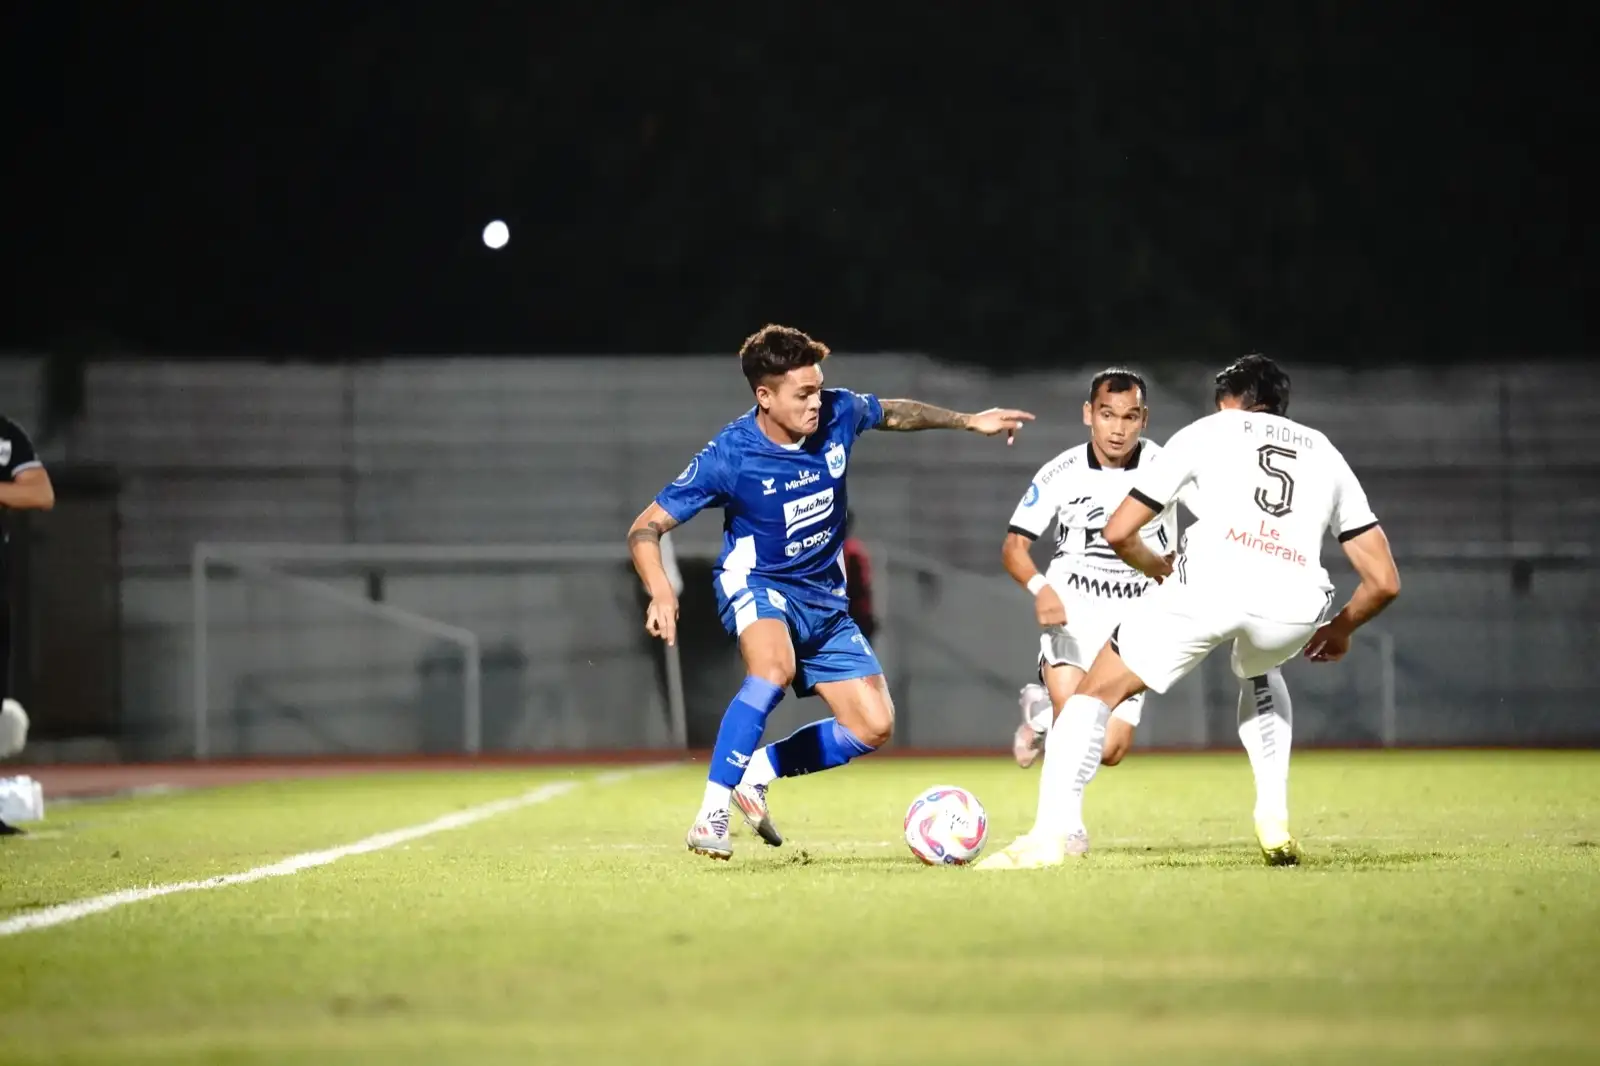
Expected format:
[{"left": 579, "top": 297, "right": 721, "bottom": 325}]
[{"left": 0, "top": 772, "right": 646, "bottom": 938}]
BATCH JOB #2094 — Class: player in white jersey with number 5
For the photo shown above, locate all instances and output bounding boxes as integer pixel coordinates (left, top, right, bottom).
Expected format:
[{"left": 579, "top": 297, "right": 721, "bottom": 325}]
[
  {"left": 980, "top": 354, "right": 1401, "bottom": 870},
  {"left": 1002, "top": 369, "right": 1177, "bottom": 770}
]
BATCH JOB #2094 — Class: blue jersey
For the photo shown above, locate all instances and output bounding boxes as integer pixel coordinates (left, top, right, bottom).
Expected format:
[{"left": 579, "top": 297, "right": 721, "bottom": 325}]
[{"left": 655, "top": 389, "right": 883, "bottom": 609}]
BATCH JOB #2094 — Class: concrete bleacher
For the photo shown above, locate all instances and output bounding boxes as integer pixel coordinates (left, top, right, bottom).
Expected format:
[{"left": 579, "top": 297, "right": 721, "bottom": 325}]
[{"left": 27, "top": 353, "right": 1599, "bottom": 567}]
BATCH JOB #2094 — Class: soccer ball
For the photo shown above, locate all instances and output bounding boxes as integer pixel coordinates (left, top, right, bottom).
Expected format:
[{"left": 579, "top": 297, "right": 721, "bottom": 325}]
[{"left": 903, "top": 785, "right": 988, "bottom": 865}]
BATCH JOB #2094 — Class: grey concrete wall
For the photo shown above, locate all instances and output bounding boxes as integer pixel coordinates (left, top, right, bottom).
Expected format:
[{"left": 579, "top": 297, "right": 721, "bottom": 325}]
[{"left": 4, "top": 353, "right": 1595, "bottom": 755}]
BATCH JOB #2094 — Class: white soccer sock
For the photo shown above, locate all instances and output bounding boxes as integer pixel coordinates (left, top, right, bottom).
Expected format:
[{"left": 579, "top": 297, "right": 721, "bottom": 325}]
[
  {"left": 700, "top": 781, "right": 731, "bottom": 817},
  {"left": 1237, "top": 672, "right": 1292, "bottom": 824},
  {"left": 1031, "top": 694, "right": 1112, "bottom": 840},
  {"left": 741, "top": 746, "right": 778, "bottom": 788}
]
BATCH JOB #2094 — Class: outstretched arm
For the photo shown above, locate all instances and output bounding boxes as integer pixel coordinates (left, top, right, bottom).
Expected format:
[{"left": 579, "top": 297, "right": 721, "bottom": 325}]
[
  {"left": 879, "top": 400, "right": 971, "bottom": 432},
  {"left": 627, "top": 502, "right": 683, "bottom": 645},
  {"left": 878, "top": 399, "right": 1035, "bottom": 445}
]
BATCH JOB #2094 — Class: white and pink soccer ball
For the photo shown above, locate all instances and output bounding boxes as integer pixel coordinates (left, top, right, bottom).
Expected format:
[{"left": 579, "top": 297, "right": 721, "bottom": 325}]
[{"left": 903, "top": 784, "right": 988, "bottom": 865}]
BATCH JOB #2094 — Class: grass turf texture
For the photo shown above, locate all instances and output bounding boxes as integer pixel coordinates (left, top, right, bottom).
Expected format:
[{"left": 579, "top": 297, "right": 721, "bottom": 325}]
[{"left": 1, "top": 752, "right": 1597, "bottom": 1064}]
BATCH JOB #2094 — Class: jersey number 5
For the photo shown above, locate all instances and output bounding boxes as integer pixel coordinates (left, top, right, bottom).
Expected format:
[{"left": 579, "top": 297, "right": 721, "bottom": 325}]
[{"left": 1254, "top": 445, "right": 1297, "bottom": 517}]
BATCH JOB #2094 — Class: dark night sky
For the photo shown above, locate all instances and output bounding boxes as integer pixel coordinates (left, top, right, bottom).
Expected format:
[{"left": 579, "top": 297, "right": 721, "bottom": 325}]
[{"left": 3, "top": 3, "right": 1596, "bottom": 366}]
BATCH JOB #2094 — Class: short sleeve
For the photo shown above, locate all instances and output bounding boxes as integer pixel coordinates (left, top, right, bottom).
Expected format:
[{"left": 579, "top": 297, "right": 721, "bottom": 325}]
[
  {"left": 1006, "top": 461, "right": 1057, "bottom": 539},
  {"left": 1175, "top": 480, "right": 1201, "bottom": 518},
  {"left": 0, "top": 417, "right": 40, "bottom": 480},
  {"left": 1129, "top": 423, "right": 1202, "bottom": 512},
  {"left": 1330, "top": 452, "right": 1379, "bottom": 542},
  {"left": 654, "top": 441, "right": 735, "bottom": 525},
  {"left": 835, "top": 389, "right": 884, "bottom": 439},
  {"left": 1150, "top": 501, "right": 1180, "bottom": 554}
]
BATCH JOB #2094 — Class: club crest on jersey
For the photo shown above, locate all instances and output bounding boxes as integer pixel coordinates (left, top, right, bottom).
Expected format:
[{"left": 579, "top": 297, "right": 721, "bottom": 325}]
[
  {"left": 762, "top": 478, "right": 777, "bottom": 495},
  {"left": 825, "top": 441, "right": 847, "bottom": 479},
  {"left": 672, "top": 457, "right": 699, "bottom": 487},
  {"left": 1022, "top": 482, "right": 1040, "bottom": 507}
]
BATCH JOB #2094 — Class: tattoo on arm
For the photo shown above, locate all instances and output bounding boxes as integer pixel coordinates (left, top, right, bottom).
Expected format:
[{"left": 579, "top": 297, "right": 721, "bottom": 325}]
[
  {"left": 627, "top": 513, "right": 678, "bottom": 547},
  {"left": 878, "top": 399, "right": 970, "bottom": 432}
]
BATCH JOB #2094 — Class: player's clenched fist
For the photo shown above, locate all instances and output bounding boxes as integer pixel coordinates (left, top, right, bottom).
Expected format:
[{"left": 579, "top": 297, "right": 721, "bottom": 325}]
[
  {"left": 1034, "top": 585, "right": 1067, "bottom": 628},
  {"left": 645, "top": 594, "right": 680, "bottom": 646},
  {"left": 1303, "top": 622, "right": 1350, "bottom": 663},
  {"left": 1152, "top": 551, "right": 1177, "bottom": 584}
]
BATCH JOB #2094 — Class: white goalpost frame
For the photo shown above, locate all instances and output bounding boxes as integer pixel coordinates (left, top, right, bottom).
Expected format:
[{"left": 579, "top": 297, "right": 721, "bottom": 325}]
[
  {"left": 1376, "top": 631, "right": 1398, "bottom": 748},
  {"left": 190, "top": 542, "right": 703, "bottom": 760}
]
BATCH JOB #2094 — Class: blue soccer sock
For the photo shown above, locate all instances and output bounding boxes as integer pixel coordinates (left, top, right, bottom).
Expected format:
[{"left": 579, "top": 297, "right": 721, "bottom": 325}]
[
  {"left": 748, "top": 718, "right": 878, "bottom": 783},
  {"left": 703, "top": 677, "right": 786, "bottom": 812}
]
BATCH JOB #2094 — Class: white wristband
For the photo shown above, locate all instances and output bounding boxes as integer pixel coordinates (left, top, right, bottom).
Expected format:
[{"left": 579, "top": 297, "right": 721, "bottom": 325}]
[{"left": 1026, "top": 575, "right": 1048, "bottom": 596}]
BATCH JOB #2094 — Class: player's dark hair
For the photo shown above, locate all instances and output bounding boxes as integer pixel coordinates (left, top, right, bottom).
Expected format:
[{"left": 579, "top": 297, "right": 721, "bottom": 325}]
[
  {"left": 1214, "top": 353, "right": 1291, "bottom": 416},
  {"left": 738, "top": 324, "right": 830, "bottom": 391},
  {"left": 1088, "top": 367, "right": 1146, "bottom": 406}
]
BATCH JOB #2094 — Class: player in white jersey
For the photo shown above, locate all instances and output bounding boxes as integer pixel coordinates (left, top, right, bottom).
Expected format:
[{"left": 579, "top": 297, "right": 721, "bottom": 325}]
[
  {"left": 979, "top": 354, "right": 1401, "bottom": 870},
  {"left": 1002, "top": 369, "right": 1177, "bottom": 770}
]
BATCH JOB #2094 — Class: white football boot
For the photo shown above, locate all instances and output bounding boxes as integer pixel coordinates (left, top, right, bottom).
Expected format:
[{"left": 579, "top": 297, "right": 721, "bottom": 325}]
[
  {"left": 685, "top": 809, "right": 733, "bottom": 861},
  {"left": 974, "top": 830, "right": 1090, "bottom": 870},
  {"left": 0, "top": 700, "right": 30, "bottom": 837}
]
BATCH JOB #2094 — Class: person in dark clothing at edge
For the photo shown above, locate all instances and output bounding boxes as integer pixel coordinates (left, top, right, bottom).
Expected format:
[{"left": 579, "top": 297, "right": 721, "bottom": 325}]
[{"left": 0, "top": 413, "right": 55, "bottom": 836}]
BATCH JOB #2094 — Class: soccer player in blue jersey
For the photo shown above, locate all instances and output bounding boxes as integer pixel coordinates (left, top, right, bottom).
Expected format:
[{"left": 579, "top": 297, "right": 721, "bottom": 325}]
[{"left": 627, "top": 324, "right": 1034, "bottom": 860}]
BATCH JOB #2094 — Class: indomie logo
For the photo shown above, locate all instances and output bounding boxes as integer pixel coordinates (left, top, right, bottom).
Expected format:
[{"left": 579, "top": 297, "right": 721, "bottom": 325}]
[{"left": 783, "top": 488, "right": 835, "bottom": 537}]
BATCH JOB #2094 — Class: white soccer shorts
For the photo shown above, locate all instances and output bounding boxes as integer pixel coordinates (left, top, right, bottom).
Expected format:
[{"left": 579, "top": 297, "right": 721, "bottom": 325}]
[
  {"left": 1038, "top": 597, "right": 1145, "bottom": 726},
  {"left": 1113, "top": 581, "right": 1321, "bottom": 695}
]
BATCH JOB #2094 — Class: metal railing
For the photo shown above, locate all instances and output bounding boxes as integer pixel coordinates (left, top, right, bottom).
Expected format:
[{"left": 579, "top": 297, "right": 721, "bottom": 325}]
[{"left": 190, "top": 542, "right": 695, "bottom": 759}]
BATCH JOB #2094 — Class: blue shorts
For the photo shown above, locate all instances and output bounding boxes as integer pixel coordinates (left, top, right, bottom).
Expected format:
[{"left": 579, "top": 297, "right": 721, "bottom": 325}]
[{"left": 717, "top": 583, "right": 883, "bottom": 698}]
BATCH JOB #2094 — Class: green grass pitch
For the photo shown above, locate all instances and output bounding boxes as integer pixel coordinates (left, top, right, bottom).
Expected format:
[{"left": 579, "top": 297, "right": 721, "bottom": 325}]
[{"left": 2, "top": 751, "right": 1598, "bottom": 1064}]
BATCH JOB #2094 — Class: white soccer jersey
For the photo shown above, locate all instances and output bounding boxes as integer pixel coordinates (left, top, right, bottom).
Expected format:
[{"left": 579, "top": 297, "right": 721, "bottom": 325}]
[
  {"left": 1008, "top": 440, "right": 1179, "bottom": 601},
  {"left": 1128, "top": 409, "right": 1379, "bottom": 621}
]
